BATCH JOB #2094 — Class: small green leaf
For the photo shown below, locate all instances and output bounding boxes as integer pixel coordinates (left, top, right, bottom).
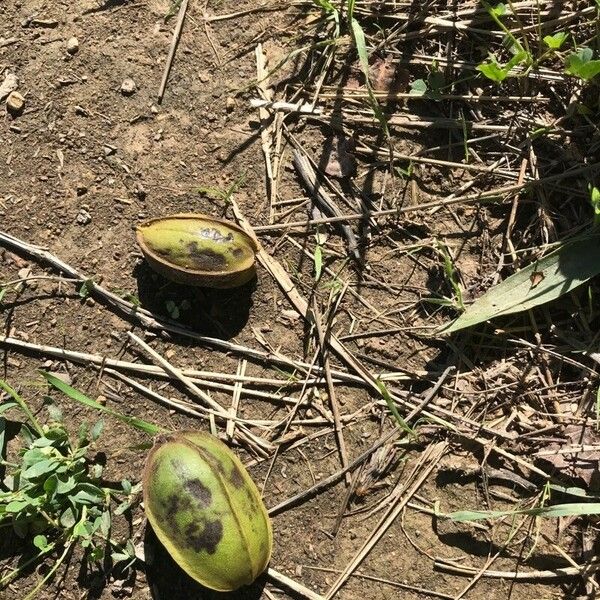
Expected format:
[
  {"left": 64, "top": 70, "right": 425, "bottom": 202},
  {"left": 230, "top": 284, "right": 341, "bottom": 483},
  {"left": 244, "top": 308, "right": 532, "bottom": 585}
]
[
  {"left": 477, "top": 58, "right": 508, "bottom": 82},
  {"left": 99, "top": 510, "right": 111, "bottom": 537},
  {"left": 90, "top": 420, "right": 104, "bottom": 442},
  {"left": 543, "top": 32, "right": 568, "bottom": 50},
  {"left": 490, "top": 2, "right": 507, "bottom": 16},
  {"left": 565, "top": 48, "right": 600, "bottom": 80},
  {"left": 60, "top": 507, "right": 78, "bottom": 528},
  {"left": 89, "top": 545, "right": 104, "bottom": 562},
  {"left": 590, "top": 185, "right": 600, "bottom": 226},
  {"left": 409, "top": 78, "right": 427, "bottom": 96},
  {"left": 121, "top": 479, "right": 132, "bottom": 495},
  {"left": 73, "top": 519, "right": 91, "bottom": 538},
  {"left": 376, "top": 379, "right": 416, "bottom": 437},
  {"left": 43, "top": 474, "right": 58, "bottom": 496},
  {"left": 165, "top": 300, "right": 180, "bottom": 320},
  {"left": 79, "top": 279, "right": 94, "bottom": 298},
  {"left": 22, "top": 459, "right": 60, "bottom": 480},
  {"left": 33, "top": 534, "right": 48, "bottom": 550},
  {"left": 46, "top": 404, "right": 63, "bottom": 423},
  {"left": 314, "top": 244, "right": 322, "bottom": 280}
]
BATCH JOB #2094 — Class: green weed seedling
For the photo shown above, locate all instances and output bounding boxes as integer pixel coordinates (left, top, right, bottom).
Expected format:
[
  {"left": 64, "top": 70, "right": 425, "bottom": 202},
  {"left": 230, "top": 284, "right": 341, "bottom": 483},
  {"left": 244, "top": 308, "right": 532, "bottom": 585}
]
[
  {"left": 0, "top": 380, "right": 141, "bottom": 599},
  {"left": 565, "top": 48, "right": 600, "bottom": 81},
  {"left": 165, "top": 298, "right": 191, "bottom": 321},
  {"left": 197, "top": 172, "right": 247, "bottom": 206},
  {"left": 590, "top": 185, "right": 600, "bottom": 227}
]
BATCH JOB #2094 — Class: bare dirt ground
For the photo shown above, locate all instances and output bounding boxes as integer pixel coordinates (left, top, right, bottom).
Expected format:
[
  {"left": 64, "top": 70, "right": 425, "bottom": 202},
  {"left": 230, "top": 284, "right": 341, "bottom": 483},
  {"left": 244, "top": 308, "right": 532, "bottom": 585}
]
[{"left": 1, "top": 1, "right": 600, "bottom": 599}]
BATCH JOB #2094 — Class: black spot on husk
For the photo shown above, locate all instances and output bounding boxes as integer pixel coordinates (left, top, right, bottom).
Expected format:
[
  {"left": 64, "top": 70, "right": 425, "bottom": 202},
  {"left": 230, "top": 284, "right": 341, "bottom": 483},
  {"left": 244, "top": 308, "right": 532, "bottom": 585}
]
[
  {"left": 186, "top": 242, "right": 227, "bottom": 271},
  {"left": 184, "top": 478, "right": 212, "bottom": 508},
  {"left": 229, "top": 465, "right": 244, "bottom": 488},
  {"left": 185, "top": 519, "right": 223, "bottom": 554}
]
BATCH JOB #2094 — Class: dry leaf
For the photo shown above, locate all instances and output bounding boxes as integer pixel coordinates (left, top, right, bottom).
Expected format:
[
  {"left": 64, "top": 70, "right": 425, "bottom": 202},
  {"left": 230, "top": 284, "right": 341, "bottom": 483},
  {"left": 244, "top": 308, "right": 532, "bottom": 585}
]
[
  {"left": 321, "top": 134, "right": 356, "bottom": 178},
  {"left": 538, "top": 424, "right": 600, "bottom": 490},
  {"left": 369, "top": 56, "right": 409, "bottom": 94}
]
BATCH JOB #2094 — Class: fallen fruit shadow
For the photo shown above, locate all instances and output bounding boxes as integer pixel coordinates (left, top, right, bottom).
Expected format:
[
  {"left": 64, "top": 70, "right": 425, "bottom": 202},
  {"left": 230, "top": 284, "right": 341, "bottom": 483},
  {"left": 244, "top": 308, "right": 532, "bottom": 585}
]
[
  {"left": 134, "top": 262, "right": 255, "bottom": 340},
  {"left": 144, "top": 525, "right": 266, "bottom": 600}
]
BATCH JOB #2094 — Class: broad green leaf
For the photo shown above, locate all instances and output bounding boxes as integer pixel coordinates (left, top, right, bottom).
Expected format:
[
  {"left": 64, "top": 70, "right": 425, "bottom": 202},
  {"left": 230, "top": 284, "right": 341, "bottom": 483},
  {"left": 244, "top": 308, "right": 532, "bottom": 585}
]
[
  {"left": 5, "top": 499, "right": 31, "bottom": 513},
  {"left": 33, "top": 534, "right": 48, "bottom": 550},
  {"left": 60, "top": 506, "right": 77, "bottom": 528},
  {"left": 56, "top": 475, "right": 77, "bottom": 495},
  {"left": 438, "top": 232, "right": 600, "bottom": 334}
]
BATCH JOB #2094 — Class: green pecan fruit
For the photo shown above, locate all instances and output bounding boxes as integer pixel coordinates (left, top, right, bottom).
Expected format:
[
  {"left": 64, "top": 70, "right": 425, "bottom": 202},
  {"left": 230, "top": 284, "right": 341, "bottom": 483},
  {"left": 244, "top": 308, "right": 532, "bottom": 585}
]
[
  {"left": 143, "top": 431, "right": 272, "bottom": 591},
  {"left": 136, "top": 213, "right": 258, "bottom": 288}
]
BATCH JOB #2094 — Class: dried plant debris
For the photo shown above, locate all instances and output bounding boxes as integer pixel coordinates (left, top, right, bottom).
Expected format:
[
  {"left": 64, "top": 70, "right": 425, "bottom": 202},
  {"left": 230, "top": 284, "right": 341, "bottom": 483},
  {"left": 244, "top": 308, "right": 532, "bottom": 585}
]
[
  {"left": 537, "top": 424, "right": 600, "bottom": 491},
  {"left": 320, "top": 134, "right": 356, "bottom": 179}
]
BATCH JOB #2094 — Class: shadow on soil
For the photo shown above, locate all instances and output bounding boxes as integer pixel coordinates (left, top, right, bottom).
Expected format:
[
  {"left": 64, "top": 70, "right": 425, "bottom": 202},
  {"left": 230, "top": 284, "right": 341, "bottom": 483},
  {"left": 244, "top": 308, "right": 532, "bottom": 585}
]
[
  {"left": 144, "top": 525, "right": 265, "bottom": 600},
  {"left": 134, "top": 262, "right": 255, "bottom": 340}
]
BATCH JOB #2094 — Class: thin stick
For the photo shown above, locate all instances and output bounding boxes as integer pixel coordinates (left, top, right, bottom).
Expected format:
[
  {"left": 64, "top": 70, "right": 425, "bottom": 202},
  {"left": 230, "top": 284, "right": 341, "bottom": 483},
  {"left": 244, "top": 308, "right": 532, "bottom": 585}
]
[
  {"left": 0, "top": 232, "right": 370, "bottom": 384},
  {"left": 303, "top": 565, "right": 453, "bottom": 600},
  {"left": 268, "top": 367, "right": 453, "bottom": 516},
  {"left": 227, "top": 359, "right": 246, "bottom": 441},
  {"left": 293, "top": 149, "right": 360, "bottom": 261},
  {"left": 434, "top": 557, "right": 600, "bottom": 580},
  {"left": 266, "top": 567, "right": 325, "bottom": 600},
  {"left": 253, "top": 162, "right": 600, "bottom": 233},
  {"left": 0, "top": 336, "right": 329, "bottom": 406},
  {"left": 157, "top": 0, "right": 189, "bottom": 104},
  {"left": 325, "top": 442, "right": 448, "bottom": 599},
  {"left": 311, "top": 296, "right": 351, "bottom": 484},
  {"left": 127, "top": 332, "right": 272, "bottom": 454}
]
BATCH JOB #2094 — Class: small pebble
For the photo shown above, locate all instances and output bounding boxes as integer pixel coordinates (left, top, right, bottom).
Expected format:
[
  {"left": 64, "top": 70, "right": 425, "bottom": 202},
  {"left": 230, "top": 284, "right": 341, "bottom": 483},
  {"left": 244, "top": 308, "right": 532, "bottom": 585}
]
[
  {"left": 76, "top": 209, "right": 92, "bottom": 225},
  {"left": 66, "top": 36, "right": 79, "bottom": 55},
  {"left": 226, "top": 97, "right": 235, "bottom": 112},
  {"left": 6, "top": 91, "right": 24, "bottom": 115},
  {"left": 120, "top": 78, "right": 137, "bottom": 96}
]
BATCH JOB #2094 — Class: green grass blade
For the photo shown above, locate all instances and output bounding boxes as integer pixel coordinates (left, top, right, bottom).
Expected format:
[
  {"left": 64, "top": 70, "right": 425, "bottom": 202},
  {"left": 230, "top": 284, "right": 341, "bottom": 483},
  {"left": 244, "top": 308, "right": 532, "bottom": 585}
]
[
  {"left": 0, "top": 380, "right": 44, "bottom": 436},
  {"left": 350, "top": 17, "right": 390, "bottom": 138},
  {"left": 376, "top": 379, "right": 416, "bottom": 437},
  {"left": 446, "top": 502, "right": 600, "bottom": 522},
  {"left": 40, "top": 371, "right": 165, "bottom": 436}
]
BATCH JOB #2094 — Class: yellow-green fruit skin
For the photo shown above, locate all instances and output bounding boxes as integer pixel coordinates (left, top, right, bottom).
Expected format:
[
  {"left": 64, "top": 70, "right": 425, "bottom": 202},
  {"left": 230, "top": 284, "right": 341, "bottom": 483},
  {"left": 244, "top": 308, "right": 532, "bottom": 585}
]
[
  {"left": 135, "top": 214, "right": 257, "bottom": 288},
  {"left": 143, "top": 431, "right": 272, "bottom": 592}
]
